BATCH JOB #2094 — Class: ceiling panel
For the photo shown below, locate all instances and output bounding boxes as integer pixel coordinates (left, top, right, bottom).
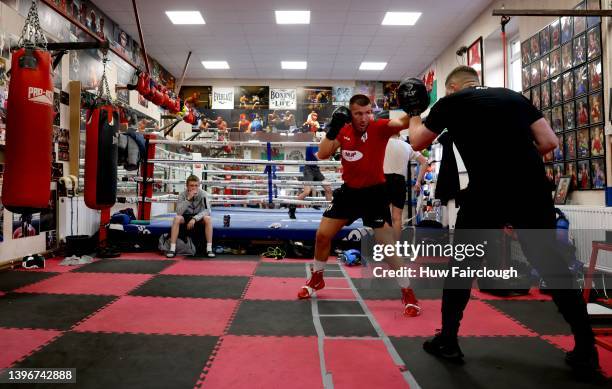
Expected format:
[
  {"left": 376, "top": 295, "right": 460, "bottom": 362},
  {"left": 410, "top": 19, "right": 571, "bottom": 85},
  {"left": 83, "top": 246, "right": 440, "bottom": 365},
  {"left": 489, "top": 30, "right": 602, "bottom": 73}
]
[{"left": 92, "top": 0, "right": 493, "bottom": 80}]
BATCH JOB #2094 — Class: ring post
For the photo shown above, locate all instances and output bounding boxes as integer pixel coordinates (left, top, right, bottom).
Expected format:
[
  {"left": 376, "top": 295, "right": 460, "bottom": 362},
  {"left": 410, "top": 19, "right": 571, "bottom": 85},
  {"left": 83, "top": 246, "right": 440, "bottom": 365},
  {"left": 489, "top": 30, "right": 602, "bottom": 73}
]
[{"left": 266, "top": 142, "right": 273, "bottom": 205}]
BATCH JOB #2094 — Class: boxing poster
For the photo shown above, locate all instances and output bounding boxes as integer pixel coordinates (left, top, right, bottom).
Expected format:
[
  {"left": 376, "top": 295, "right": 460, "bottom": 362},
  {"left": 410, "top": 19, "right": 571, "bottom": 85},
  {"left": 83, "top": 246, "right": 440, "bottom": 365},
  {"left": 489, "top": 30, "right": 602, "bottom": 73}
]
[
  {"left": 332, "top": 87, "right": 352, "bottom": 106},
  {"left": 40, "top": 190, "right": 57, "bottom": 232},
  {"left": 12, "top": 213, "right": 40, "bottom": 239},
  {"left": 52, "top": 162, "right": 64, "bottom": 180},
  {"left": 180, "top": 86, "right": 213, "bottom": 110},
  {"left": 46, "top": 230, "right": 57, "bottom": 251},
  {"left": 382, "top": 82, "right": 399, "bottom": 110},
  {"left": 303, "top": 87, "right": 332, "bottom": 106},
  {"left": 236, "top": 86, "right": 269, "bottom": 110},
  {"left": 354, "top": 81, "right": 382, "bottom": 110},
  {"left": 270, "top": 88, "right": 297, "bottom": 110},
  {"left": 212, "top": 87, "right": 235, "bottom": 109}
]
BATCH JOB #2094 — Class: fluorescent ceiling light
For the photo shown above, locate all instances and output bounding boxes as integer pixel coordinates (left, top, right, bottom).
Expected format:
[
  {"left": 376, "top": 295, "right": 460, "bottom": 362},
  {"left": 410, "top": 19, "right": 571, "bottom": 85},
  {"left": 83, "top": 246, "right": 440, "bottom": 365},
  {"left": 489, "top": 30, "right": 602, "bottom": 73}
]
[
  {"left": 166, "top": 11, "right": 205, "bottom": 25},
  {"left": 275, "top": 11, "right": 310, "bottom": 24},
  {"left": 381, "top": 12, "right": 421, "bottom": 26},
  {"left": 359, "top": 62, "right": 387, "bottom": 71},
  {"left": 282, "top": 61, "right": 307, "bottom": 70},
  {"left": 202, "top": 61, "right": 229, "bottom": 69}
]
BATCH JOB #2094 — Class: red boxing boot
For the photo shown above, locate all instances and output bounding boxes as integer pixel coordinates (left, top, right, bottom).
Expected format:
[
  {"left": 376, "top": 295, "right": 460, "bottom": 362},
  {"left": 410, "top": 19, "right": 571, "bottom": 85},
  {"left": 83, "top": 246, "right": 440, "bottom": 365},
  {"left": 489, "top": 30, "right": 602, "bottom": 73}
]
[
  {"left": 297, "top": 269, "right": 325, "bottom": 299},
  {"left": 402, "top": 288, "right": 421, "bottom": 317}
]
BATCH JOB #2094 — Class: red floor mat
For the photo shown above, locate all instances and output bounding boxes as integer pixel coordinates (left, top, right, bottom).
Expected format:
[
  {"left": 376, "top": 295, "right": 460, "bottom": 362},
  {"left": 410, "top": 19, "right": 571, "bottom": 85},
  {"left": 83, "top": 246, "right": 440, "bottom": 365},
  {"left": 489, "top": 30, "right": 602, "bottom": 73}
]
[
  {"left": 15, "top": 273, "right": 152, "bottom": 296},
  {"left": 325, "top": 339, "right": 409, "bottom": 388},
  {"left": 0, "top": 328, "right": 62, "bottom": 368},
  {"left": 74, "top": 296, "right": 237, "bottom": 336},
  {"left": 161, "top": 260, "right": 258, "bottom": 277},
  {"left": 365, "top": 299, "right": 537, "bottom": 337},
  {"left": 201, "top": 335, "right": 323, "bottom": 389}
]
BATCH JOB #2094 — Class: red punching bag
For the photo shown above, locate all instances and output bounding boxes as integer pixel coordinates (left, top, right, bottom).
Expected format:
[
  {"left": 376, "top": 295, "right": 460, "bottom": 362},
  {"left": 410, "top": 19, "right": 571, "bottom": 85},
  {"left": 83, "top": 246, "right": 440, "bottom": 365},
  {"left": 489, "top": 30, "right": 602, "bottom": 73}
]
[
  {"left": 84, "top": 105, "right": 118, "bottom": 209},
  {"left": 84, "top": 53, "right": 118, "bottom": 210},
  {"left": 2, "top": 47, "right": 53, "bottom": 214}
]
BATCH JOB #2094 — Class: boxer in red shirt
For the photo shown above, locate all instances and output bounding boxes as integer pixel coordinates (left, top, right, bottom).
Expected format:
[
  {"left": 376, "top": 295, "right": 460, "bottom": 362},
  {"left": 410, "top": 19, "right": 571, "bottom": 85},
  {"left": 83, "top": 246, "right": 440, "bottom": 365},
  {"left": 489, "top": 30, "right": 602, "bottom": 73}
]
[{"left": 297, "top": 94, "right": 421, "bottom": 317}]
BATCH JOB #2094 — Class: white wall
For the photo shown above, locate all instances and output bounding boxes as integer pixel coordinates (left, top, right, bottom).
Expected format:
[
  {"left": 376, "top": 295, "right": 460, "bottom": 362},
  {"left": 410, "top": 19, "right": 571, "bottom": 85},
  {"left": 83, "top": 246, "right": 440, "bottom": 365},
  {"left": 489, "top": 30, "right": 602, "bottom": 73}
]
[{"left": 484, "top": 28, "right": 505, "bottom": 87}]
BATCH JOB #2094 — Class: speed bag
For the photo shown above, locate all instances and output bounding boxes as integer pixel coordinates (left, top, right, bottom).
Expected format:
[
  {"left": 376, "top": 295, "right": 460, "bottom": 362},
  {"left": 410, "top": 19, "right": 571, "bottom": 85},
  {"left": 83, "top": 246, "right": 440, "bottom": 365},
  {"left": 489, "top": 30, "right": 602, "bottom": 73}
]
[
  {"left": 84, "top": 105, "right": 119, "bottom": 209},
  {"left": 2, "top": 48, "right": 53, "bottom": 213}
]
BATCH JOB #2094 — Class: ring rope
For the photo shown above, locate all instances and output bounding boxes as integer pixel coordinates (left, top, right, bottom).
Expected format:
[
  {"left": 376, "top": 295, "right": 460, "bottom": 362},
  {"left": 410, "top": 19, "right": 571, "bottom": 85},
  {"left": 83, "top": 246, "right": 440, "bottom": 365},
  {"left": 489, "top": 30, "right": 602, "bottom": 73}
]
[
  {"left": 150, "top": 139, "right": 321, "bottom": 147},
  {"left": 148, "top": 157, "right": 340, "bottom": 167}
]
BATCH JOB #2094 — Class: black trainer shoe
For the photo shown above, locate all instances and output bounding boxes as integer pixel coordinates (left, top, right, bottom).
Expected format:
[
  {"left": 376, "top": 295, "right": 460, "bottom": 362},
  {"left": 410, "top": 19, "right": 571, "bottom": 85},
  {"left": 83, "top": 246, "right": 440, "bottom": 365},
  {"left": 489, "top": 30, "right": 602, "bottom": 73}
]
[
  {"left": 423, "top": 333, "right": 464, "bottom": 363},
  {"left": 288, "top": 205, "right": 296, "bottom": 219},
  {"left": 166, "top": 251, "right": 176, "bottom": 259},
  {"left": 565, "top": 347, "right": 603, "bottom": 382}
]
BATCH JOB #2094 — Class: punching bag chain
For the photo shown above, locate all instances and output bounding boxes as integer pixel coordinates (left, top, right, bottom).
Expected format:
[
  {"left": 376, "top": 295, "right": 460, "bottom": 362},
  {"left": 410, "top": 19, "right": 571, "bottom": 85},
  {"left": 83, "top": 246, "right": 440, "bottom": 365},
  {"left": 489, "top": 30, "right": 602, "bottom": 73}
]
[{"left": 18, "top": 0, "right": 47, "bottom": 50}]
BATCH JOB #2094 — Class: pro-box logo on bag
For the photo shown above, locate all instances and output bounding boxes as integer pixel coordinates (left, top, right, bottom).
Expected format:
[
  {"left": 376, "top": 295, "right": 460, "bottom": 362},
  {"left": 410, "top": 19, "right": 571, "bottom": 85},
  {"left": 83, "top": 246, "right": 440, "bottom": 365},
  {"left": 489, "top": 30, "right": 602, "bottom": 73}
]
[
  {"left": 28, "top": 87, "right": 53, "bottom": 106},
  {"left": 342, "top": 150, "right": 363, "bottom": 161}
]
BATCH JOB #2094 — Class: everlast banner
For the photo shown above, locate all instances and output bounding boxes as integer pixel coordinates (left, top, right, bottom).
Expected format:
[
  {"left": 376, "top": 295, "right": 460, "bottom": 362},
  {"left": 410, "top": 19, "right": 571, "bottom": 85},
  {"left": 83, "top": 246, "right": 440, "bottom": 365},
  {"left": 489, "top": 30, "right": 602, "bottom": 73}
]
[
  {"left": 212, "top": 87, "right": 234, "bottom": 109},
  {"left": 269, "top": 88, "right": 297, "bottom": 110}
]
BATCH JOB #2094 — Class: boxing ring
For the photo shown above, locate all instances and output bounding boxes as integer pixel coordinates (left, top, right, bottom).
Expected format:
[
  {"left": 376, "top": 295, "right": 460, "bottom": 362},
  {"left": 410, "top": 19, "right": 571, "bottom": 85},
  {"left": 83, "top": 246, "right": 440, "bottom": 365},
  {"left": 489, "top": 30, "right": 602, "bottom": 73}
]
[{"left": 110, "top": 134, "right": 366, "bottom": 243}]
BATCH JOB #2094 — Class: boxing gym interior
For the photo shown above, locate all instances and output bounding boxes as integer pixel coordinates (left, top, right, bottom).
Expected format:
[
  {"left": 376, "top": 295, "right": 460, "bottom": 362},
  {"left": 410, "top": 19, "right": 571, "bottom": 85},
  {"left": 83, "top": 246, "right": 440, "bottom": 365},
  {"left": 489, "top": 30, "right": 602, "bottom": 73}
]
[{"left": 0, "top": 0, "right": 612, "bottom": 388}]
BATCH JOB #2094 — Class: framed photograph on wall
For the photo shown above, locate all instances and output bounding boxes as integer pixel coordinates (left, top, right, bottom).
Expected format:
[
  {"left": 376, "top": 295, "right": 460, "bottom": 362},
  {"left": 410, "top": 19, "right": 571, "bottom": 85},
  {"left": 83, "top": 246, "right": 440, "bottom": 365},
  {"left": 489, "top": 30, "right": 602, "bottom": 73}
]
[
  {"left": 574, "top": 2, "right": 587, "bottom": 35},
  {"left": 540, "top": 25, "right": 551, "bottom": 54},
  {"left": 554, "top": 176, "right": 571, "bottom": 205},
  {"left": 577, "top": 160, "right": 591, "bottom": 189},
  {"left": 541, "top": 80, "right": 551, "bottom": 109},
  {"left": 587, "top": 26, "right": 601, "bottom": 59},
  {"left": 576, "top": 96, "right": 589, "bottom": 127},
  {"left": 577, "top": 127, "right": 590, "bottom": 157},
  {"left": 540, "top": 55, "right": 550, "bottom": 80},
  {"left": 588, "top": 93, "right": 603, "bottom": 123},
  {"left": 550, "top": 19, "right": 561, "bottom": 49},
  {"left": 573, "top": 34, "right": 586, "bottom": 65},
  {"left": 591, "top": 158, "right": 606, "bottom": 189},
  {"left": 532, "top": 86, "right": 541, "bottom": 110},
  {"left": 467, "top": 37, "right": 484, "bottom": 85},
  {"left": 587, "top": 59, "right": 602, "bottom": 91},
  {"left": 566, "top": 162, "right": 578, "bottom": 188},
  {"left": 574, "top": 65, "right": 588, "bottom": 96}
]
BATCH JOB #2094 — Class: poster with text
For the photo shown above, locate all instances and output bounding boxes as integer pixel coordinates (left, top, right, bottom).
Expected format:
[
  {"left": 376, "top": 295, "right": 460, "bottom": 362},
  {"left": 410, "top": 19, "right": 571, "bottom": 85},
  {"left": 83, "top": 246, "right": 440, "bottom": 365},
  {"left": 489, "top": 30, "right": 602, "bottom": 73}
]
[
  {"left": 212, "top": 87, "right": 235, "bottom": 109},
  {"left": 270, "top": 88, "right": 297, "bottom": 110}
]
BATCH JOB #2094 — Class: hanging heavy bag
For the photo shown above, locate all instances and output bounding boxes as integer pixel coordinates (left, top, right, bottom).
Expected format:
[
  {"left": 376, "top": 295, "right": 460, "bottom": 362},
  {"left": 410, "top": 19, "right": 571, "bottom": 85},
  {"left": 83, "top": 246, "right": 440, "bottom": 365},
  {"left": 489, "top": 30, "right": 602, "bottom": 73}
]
[
  {"left": 172, "top": 97, "right": 181, "bottom": 114},
  {"left": 2, "top": 2, "right": 53, "bottom": 213},
  {"left": 84, "top": 53, "right": 118, "bottom": 210}
]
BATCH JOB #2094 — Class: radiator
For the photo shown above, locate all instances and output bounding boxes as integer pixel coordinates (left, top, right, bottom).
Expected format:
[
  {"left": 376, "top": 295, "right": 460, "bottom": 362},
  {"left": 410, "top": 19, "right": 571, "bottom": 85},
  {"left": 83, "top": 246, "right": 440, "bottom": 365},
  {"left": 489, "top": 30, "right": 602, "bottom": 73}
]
[
  {"left": 557, "top": 205, "right": 612, "bottom": 273},
  {"left": 507, "top": 206, "right": 612, "bottom": 273},
  {"left": 58, "top": 197, "right": 100, "bottom": 241}
]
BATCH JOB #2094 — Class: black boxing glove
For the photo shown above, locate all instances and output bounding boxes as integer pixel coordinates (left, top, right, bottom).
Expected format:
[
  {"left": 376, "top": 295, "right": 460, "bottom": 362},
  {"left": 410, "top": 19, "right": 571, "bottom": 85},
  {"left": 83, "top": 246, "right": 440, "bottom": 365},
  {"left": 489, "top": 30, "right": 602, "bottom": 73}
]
[
  {"left": 397, "top": 78, "right": 430, "bottom": 117},
  {"left": 325, "top": 106, "right": 351, "bottom": 140}
]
